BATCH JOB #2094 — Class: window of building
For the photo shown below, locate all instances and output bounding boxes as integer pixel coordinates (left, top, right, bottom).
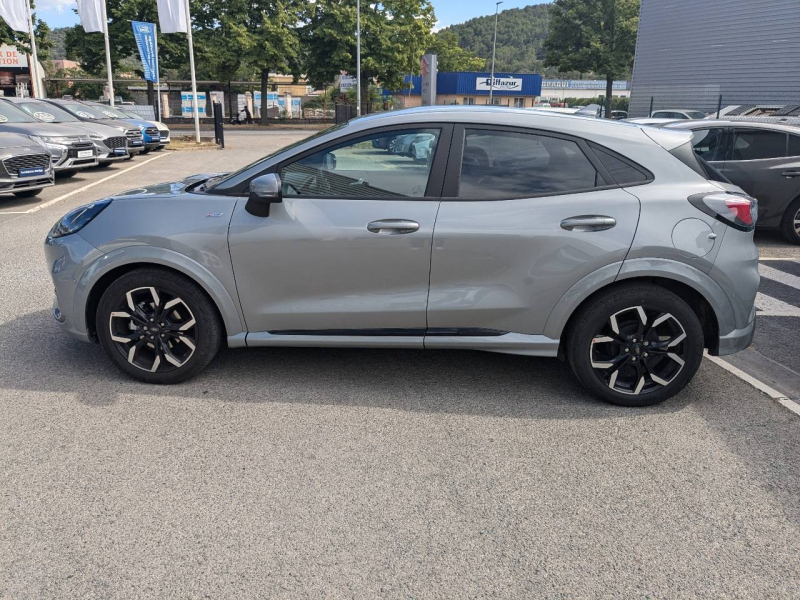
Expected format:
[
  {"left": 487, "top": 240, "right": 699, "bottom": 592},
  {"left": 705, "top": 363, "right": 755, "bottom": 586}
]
[
  {"left": 731, "top": 129, "right": 787, "bottom": 161},
  {"left": 281, "top": 128, "right": 441, "bottom": 198},
  {"left": 513, "top": 98, "right": 525, "bottom": 108},
  {"left": 463, "top": 97, "right": 475, "bottom": 105},
  {"left": 458, "top": 129, "right": 600, "bottom": 199}
]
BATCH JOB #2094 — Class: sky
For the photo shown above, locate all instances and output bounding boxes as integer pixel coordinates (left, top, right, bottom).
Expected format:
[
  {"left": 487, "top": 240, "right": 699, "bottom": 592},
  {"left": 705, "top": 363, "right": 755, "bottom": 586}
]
[{"left": 34, "top": 0, "right": 552, "bottom": 31}]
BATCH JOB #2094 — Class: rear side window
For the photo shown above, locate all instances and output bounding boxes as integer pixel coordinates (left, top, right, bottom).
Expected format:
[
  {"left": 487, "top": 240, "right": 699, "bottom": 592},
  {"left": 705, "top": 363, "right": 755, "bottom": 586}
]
[
  {"left": 590, "top": 145, "right": 650, "bottom": 185},
  {"left": 670, "top": 141, "right": 708, "bottom": 177},
  {"left": 691, "top": 128, "right": 725, "bottom": 161},
  {"left": 458, "top": 129, "right": 600, "bottom": 199},
  {"left": 731, "top": 129, "right": 787, "bottom": 161},
  {"left": 789, "top": 135, "right": 800, "bottom": 157}
]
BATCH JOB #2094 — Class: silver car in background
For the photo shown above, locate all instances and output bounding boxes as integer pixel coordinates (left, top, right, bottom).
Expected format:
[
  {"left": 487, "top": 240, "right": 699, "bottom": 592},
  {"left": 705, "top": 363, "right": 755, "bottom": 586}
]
[
  {"left": 40, "top": 99, "right": 145, "bottom": 156},
  {"left": 2, "top": 97, "right": 129, "bottom": 166},
  {"left": 44, "top": 107, "right": 759, "bottom": 407},
  {"left": 0, "top": 101, "right": 97, "bottom": 177},
  {"left": 0, "top": 132, "right": 54, "bottom": 198}
]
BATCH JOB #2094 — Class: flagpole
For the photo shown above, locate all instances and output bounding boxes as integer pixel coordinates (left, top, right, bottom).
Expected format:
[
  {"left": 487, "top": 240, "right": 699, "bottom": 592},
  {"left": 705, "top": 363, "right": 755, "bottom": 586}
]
[
  {"left": 183, "top": 0, "right": 200, "bottom": 143},
  {"left": 24, "top": 0, "right": 40, "bottom": 98},
  {"left": 154, "top": 26, "right": 162, "bottom": 121},
  {"left": 99, "top": 0, "right": 115, "bottom": 106}
]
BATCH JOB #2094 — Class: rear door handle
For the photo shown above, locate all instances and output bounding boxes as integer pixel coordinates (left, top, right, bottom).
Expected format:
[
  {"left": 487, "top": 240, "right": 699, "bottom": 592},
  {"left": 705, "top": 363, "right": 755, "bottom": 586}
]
[
  {"left": 560, "top": 215, "right": 617, "bottom": 232},
  {"left": 782, "top": 170, "right": 800, "bottom": 178},
  {"left": 367, "top": 219, "right": 420, "bottom": 234}
]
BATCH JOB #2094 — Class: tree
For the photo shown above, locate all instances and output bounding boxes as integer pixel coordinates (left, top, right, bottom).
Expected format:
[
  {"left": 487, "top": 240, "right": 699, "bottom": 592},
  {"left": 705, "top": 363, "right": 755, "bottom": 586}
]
[
  {"left": 543, "top": 0, "right": 639, "bottom": 118},
  {"left": 426, "top": 30, "right": 484, "bottom": 72},
  {"left": 302, "top": 0, "right": 435, "bottom": 111}
]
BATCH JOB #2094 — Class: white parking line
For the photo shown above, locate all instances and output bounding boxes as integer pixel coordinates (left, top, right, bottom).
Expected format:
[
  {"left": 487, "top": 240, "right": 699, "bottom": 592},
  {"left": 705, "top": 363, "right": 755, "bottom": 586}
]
[
  {"left": 705, "top": 352, "right": 800, "bottom": 418},
  {"left": 755, "top": 292, "right": 800, "bottom": 317},
  {"left": 759, "top": 263, "right": 800, "bottom": 289},
  {"left": 0, "top": 153, "right": 168, "bottom": 218}
]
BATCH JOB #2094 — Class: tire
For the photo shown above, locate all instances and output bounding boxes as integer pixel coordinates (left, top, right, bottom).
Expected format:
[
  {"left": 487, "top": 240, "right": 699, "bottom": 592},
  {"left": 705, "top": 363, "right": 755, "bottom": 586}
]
[
  {"left": 95, "top": 268, "right": 223, "bottom": 384},
  {"left": 779, "top": 197, "right": 800, "bottom": 245},
  {"left": 57, "top": 169, "right": 78, "bottom": 178},
  {"left": 13, "top": 188, "right": 42, "bottom": 198},
  {"left": 566, "top": 283, "right": 705, "bottom": 407}
]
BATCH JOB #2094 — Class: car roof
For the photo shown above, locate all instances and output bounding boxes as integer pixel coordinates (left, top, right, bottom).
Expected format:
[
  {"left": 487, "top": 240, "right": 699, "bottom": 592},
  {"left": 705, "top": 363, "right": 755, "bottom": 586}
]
[{"left": 666, "top": 119, "right": 800, "bottom": 133}]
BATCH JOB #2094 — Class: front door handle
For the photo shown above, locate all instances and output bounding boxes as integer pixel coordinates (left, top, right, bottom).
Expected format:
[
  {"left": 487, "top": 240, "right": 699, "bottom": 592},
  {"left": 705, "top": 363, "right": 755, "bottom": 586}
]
[
  {"left": 560, "top": 215, "right": 617, "bottom": 232},
  {"left": 782, "top": 170, "right": 800, "bottom": 178},
  {"left": 367, "top": 219, "right": 420, "bottom": 234}
]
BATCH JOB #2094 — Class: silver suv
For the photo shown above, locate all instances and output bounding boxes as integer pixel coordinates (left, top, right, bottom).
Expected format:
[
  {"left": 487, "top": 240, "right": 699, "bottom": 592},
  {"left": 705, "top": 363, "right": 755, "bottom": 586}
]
[
  {"left": 40, "top": 99, "right": 145, "bottom": 155},
  {"left": 44, "top": 107, "right": 759, "bottom": 407},
  {"left": 0, "top": 132, "right": 54, "bottom": 198},
  {"left": 2, "top": 98, "right": 130, "bottom": 166}
]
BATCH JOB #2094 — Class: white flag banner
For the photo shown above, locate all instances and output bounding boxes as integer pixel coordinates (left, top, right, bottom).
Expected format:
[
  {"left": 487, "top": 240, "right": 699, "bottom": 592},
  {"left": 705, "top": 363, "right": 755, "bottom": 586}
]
[
  {"left": 0, "top": 0, "right": 28, "bottom": 33},
  {"left": 76, "top": 0, "right": 105, "bottom": 33},
  {"left": 157, "top": 0, "right": 188, "bottom": 34}
]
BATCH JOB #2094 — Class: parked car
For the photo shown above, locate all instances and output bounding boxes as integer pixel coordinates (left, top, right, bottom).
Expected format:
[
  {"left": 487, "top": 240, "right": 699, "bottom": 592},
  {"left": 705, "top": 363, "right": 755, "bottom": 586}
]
[
  {"left": 664, "top": 120, "right": 800, "bottom": 244},
  {"left": 85, "top": 102, "right": 162, "bottom": 152},
  {"left": 650, "top": 110, "right": 708, "bottom": 120},
  {"left": 0, "top": 132, "right": 54, "bottom": 197},
  {"left": 40, "top": 99, "right": 145, "bottom": 156},
  {"left": 45, "top": 107, "right": 759, "bottom": 407},
  {"left": 2, "top": 97, "right": 129, "bottom": 166},
  {"left": 0, "top": 101, "right": 97, "bottom": 177},
  {"left": 610, "top": 110, "right": 629, "bottom": 120},
  {"left": 626, "top": 118, "right": 682, "bottom": 126},
  {"left": 113, "top": 106, "right": 170, "bottom": 149}
]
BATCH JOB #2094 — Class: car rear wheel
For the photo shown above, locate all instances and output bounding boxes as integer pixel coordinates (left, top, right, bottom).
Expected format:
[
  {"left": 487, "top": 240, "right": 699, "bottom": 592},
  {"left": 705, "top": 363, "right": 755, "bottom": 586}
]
[
  {"left": 13, "top": 188, "right": 42, "bottom": 198},
  {"left": 566, "top": 284, "right": 704, "bottom": 407},
  {"left": 96, "top": 268, "right": 222, "bottom": 384},
  {"left": 780, "top": 197, "right": 800, "bottom": 245}
]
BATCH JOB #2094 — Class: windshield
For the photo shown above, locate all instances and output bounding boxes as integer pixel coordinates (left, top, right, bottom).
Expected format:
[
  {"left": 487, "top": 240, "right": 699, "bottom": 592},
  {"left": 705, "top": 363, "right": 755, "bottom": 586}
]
[
  {"left": 59, "top": 102, "right": 110, "bottom": 120},
  {"left": 0, "top": 101, "right": 38, "bottom": 123},
  {"left": 205, "top": 123, "right": 347, "bottom": 190},
  {"left": 88, "top": 104, "right": 131, "bottom": 120},
  {"left": 15, "top": 101, "right": 79, "bottom": 123}
]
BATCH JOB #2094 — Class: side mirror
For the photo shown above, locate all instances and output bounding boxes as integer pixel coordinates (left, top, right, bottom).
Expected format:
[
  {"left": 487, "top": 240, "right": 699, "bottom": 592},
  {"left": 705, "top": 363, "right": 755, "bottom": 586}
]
[
  {"left": 246, "top": 173, "right": 282, "bottom": 217},
  {"left": 322, "top": 152, "right": 336, "bottom": 170}
]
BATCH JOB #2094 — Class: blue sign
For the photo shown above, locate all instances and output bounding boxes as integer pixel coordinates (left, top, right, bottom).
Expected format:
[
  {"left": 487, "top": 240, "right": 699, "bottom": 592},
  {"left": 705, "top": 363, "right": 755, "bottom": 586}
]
[
  {"left": 131, "top": 21, "right": 159, "bottom": 83},
  {"left": 19, "top": 166, "right": 45, "bottom": 177}
]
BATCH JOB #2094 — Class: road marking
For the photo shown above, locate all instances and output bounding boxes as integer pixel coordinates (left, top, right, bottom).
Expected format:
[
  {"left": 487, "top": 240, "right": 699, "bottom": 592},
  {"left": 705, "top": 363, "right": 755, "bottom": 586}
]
[
  {"left": 705, "top": 352, "right": 800, "bottom": 418},
  {"left": 759, "top": 257, "right": 799, "bottom": 261},
  {"left": 755, "top": 293, "right": 800, "bottom": 317},
  {"left": 0, "top": 153, "right": 168, "bottom": 217},
  {"left": 759, "top": 263, "right": 800, "bottom": 289}
]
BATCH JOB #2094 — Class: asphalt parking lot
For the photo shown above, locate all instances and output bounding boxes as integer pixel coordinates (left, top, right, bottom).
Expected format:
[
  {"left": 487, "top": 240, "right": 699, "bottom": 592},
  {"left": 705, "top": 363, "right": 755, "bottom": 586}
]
[{"left": 1, "top": 130, "right": 799, "bottom": 599}]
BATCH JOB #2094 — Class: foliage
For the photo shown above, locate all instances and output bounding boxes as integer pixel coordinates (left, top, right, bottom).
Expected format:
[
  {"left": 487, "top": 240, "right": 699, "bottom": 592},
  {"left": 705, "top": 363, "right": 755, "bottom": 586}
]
[
  {"left": 544, "top": 0, "right": 640, "bottom": 115},
  {"left": 563, "top": 95, "right": 629, "bottom": 111},
  {"left": 0, "top": 1, "right": 51, "bottom": 61},
  {"left": 49, "top": 27, "right": 67, "bottom": 60},
  {"left": 439, "top": 4, "right": 556, "bottom": 74},
  {"left": 425, "top": 30, "right": 483, "bottom": 72}
]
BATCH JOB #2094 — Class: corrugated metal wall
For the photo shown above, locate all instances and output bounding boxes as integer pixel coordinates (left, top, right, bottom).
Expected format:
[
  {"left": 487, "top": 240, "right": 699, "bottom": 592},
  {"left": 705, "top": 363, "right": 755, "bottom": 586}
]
[{"left": 629, "top": 0, "right": 800, "bottom": 117}]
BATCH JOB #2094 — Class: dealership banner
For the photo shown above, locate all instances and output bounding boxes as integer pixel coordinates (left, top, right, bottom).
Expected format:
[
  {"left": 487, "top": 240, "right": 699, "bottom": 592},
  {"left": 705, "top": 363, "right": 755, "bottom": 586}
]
[
  {"left": 157, "top": 0, "right": 188, "bottom": 33},
  {"left": 131, "top": 21, "right": 159, "bottom": 82},
  {"left": 542, "top": 79, "right": 629, "bottom": 90},
  {"left": 0, "top": 0, "right": 27, "bottom": 32},
  {"left": 476, "top": 77, "right": 523, "bottom": 92},
  {"left": 181, "top": 92, "right": 206, "bottom": 117},
  {"left": 76, "top": 0, "right": 105, "bottom": 33}
]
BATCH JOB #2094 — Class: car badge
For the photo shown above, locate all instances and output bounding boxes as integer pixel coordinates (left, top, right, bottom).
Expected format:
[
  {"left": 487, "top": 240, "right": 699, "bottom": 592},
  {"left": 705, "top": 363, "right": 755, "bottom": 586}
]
[{"left": 206, "top": 212, "right": 224, "bottom": 218}]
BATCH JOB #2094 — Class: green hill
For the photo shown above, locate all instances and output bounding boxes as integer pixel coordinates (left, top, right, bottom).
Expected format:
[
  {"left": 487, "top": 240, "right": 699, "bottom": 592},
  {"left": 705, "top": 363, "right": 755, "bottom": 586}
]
[{"left": 439, "top": 4, "right": 554, "bottom": 74}]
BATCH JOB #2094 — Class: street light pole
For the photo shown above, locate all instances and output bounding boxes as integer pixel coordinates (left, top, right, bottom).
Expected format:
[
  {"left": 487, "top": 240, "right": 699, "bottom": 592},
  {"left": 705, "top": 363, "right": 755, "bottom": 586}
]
[
  {"left": 356, "top": 0, "right": 361, "bottom": 117},
  {"left": 489, "top": 1, "right": 503, "bottom": 105}
]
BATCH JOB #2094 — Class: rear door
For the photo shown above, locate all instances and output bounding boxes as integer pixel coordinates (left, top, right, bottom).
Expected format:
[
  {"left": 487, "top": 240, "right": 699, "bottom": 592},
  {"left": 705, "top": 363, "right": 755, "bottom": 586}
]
[
  {"left": 723, "top": 128, "right": 800, "bottom": 225},
  {"left": 426, "top": 125, "right": 642, "bottom": 337}
]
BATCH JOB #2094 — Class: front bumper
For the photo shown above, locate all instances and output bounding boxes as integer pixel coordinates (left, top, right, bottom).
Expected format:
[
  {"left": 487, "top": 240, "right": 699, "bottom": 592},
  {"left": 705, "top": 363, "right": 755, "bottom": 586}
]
[
  {"left": 52, "top": 143, "right": 99, "bottom": 171},
  {"left": 0, "top": 173, "right": 54, "bottom": 193}
]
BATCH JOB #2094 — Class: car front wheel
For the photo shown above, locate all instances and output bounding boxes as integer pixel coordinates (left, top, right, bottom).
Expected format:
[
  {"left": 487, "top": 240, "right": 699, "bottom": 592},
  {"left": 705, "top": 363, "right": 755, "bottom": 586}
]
[
  {"left": 566, "top": 284, "right": 705, "bottom": 407},
  {"left": 96, "top": 268, "right": 222, "bottom": 384},
  {"left": 780, "top": 197, "right": 800, "bottom": 244}
]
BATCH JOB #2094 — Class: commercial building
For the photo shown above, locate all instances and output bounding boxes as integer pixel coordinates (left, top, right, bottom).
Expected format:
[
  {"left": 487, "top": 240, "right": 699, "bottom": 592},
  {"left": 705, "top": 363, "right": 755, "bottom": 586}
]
[
  {"left": 391, "top": 72, "right": 543, "bottom": 108},
  {"left": 540, "top": 80, "right": 630, "bottom": 103},
  {"left": 0, "top": 45, "right": 43, "bottom": 98},
  {"left": 629, "top": 0, "right": 800, "bottom": 117}
]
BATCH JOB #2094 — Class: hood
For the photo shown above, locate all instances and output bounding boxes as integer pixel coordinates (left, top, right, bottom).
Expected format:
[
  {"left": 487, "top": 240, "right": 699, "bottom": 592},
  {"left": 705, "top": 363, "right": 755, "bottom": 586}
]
[
  {"left": 0, "top": 131, "right": 49, "bottom": 152},
  {"left": 112, "top": 173, "right": 228, "bottom": 199},
  {"left": 80, "top": 117, "right": 134, "bottom": 134},
  {"left": 60, "top": 121, "right": 124, "bottom": 138},
  {"left": 0, "top": 121, "right": 89, "bottom": 138},
  {"left": 120, "top": 118, "right": 158, "bottom": 130}
]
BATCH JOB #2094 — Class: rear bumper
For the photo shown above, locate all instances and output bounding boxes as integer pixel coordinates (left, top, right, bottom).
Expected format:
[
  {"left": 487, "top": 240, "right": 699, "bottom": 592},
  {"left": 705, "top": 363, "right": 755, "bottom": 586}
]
[{"left": 716, "top": 305, "right": 756, "bottom": 356}]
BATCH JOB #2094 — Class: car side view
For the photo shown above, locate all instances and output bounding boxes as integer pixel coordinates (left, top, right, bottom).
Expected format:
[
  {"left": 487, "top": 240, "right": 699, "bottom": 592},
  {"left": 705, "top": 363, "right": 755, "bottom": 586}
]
[{"left": 44, "top": 107, "right": 760, "bottom": 407}]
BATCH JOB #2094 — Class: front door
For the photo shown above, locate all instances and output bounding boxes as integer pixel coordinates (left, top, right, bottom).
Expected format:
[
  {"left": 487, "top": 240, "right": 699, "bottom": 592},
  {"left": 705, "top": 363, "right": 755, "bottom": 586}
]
[
  {"left": 228, "top": 125, "right": 450, "bottom": 337},
  {"left": 427, "top": 126, "right": 641, "bottom": 336}
]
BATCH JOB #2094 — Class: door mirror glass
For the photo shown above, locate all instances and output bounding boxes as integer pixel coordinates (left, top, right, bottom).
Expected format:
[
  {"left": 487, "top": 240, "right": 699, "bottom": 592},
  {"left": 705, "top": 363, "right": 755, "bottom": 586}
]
[{"left": 322, "top": 152, "right": 336, "bottom": 170}]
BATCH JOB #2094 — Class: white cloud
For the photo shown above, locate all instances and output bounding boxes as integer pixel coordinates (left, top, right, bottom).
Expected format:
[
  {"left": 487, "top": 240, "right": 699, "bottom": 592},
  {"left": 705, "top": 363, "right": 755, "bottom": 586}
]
[{"left": 37, "top": 0, "right": 76, "bottom": 14}]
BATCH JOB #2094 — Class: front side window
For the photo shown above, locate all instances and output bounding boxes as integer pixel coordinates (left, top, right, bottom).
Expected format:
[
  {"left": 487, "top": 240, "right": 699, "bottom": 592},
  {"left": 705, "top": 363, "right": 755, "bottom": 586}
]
[
  {"left": 732, "top": 129, "right": 787, "bottom": 161},
  {"left": 458, "top": 129, "right": 600, "bottom": 199},
  {"left": 691, "top": 128, "right": 725, "bottom": 161},
  {"left": 280, "top": 128, "right": 441, "bottom": 198},
  {"left": 788, "top": 135, "right": 800, "bottom": 157}
]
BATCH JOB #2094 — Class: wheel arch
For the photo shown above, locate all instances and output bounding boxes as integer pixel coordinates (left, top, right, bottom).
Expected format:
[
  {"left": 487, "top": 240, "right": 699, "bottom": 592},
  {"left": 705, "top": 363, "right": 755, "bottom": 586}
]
[
  {"left": 78, "top": 247, "right": 245, "bottom": 342},
  {"left": 544, "top": 258, "right": 737, "bottom": 357}
]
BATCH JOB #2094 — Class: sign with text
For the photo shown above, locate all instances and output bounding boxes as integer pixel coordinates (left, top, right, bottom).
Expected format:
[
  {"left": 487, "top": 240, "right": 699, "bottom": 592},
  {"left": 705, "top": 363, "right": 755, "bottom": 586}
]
[
  {"left": 476, "top": 77, "right": 523, "bottom": 92},
  {"left": 131, "top": 21, "right": 159, "bottom": 82},
  {"left": 339, "top": 75, "right": 356, "bottom": 92},
  {"left": 0, "top": 45, "right": 27, "bottom": 67},
  {"left": 542, "top": 79, "right": 628, "bottom": 90},
  {"left": 181, "top": 92, "right": 207, "bottom": 117}
]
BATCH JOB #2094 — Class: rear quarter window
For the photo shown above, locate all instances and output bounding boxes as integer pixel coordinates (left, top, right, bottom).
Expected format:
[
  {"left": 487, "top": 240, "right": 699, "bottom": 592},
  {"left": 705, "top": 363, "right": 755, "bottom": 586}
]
[{"left": 590, "top": 145, "right": 651, "bottom": 185}]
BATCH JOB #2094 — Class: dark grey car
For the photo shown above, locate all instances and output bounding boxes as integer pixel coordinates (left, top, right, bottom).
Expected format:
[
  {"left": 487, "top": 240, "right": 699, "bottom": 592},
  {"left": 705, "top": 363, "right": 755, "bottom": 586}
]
[{"left": 666, "top": 120, "right": 800, "bottom": 243}]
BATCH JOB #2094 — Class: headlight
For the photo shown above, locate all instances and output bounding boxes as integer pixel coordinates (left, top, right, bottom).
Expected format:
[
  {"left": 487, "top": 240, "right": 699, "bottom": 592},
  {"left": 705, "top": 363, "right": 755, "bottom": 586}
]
[
  {"left": 29, "top": 135, "right": 68, "bottom": 156},
  {"left": 138, "top": 125, "right": 145, "bottom": 131},
  {"left": 49, "top": 199, "right": 112, "bottom": 239}
]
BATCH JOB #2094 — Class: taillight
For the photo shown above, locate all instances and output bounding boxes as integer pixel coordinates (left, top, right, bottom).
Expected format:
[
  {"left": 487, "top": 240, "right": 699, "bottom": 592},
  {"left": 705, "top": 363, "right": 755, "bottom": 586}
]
[{"left": 688, "top": 192, "right": 757, "bottom": 232}]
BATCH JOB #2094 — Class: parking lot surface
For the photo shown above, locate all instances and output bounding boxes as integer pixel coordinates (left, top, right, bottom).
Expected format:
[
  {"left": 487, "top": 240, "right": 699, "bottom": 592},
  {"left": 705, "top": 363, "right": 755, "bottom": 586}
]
[{"left": 1, "top": 130, "right": 799, "bottom": 599}]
